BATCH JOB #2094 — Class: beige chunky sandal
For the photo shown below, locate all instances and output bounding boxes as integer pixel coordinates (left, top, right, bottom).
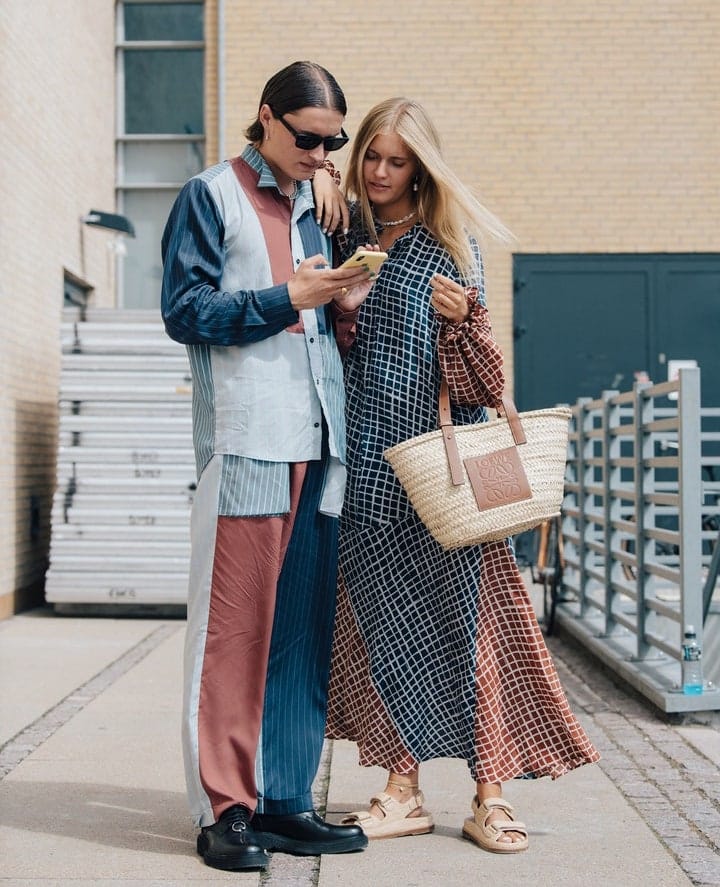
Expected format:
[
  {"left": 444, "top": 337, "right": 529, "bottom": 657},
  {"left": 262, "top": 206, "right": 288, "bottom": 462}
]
[
  {"left": 462, "top": 796, "right": 529, "bottom": 853},
  {"left": 341, "top": 789, "right": 434, "bottom": 839}
]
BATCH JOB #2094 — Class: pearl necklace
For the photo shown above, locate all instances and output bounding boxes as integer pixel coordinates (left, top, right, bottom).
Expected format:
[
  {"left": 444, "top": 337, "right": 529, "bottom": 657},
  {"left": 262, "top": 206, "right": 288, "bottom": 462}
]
[{"left": 374, "top": 209, "right": 416, "bottom": 229}]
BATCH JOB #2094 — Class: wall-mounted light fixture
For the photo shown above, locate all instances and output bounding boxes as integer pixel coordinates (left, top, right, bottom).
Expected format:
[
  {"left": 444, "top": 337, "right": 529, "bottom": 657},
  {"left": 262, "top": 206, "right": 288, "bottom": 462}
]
[{"left": 81, "top": 209, "right": 135, "bottom": 237}]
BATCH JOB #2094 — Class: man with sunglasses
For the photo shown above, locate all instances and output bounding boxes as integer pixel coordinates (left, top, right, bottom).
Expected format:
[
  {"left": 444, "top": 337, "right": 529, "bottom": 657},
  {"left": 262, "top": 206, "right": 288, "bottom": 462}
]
[
  {"left": 271, "top": 105, "right": 350, "bottom": 152},
  {"left": 161, "top": 61, "right": 372, "bottom": 872}
]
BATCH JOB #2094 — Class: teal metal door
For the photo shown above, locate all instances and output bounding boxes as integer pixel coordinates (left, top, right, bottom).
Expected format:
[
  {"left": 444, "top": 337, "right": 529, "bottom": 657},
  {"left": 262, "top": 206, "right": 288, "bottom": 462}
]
[
  {"left": 654, "top": 259, "right": 720, "bottom": 409},
  {"left": 513, "top": 254, "right": 720, "bottom": 410}
]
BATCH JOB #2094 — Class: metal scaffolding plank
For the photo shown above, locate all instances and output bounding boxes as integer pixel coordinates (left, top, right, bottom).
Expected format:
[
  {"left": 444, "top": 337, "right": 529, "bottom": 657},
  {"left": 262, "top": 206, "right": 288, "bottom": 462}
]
[
  {"left": 59, "top": 402, "right": 192, "bottom": 418},
  {"left": 56, "top": 446, "right": 194, "bottom": 465},
  {"left": 46, "top": 310, "right": 196, "bottom": 611}
]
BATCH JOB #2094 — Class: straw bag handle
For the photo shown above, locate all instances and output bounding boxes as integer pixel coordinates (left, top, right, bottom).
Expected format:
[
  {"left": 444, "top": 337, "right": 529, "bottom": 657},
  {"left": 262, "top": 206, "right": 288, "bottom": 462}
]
[{"left": 438, "top": 378, "right": 527, "bottom": 487}]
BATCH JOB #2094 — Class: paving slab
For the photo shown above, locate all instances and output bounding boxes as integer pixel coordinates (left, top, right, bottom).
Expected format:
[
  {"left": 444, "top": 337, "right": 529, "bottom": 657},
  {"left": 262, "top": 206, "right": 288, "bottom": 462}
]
[
  {"left": 0, "top": 608, "right": 716, "bottom": 886},
  {"left": 322, "top": 738, "right": 692, "bottom": 887}
]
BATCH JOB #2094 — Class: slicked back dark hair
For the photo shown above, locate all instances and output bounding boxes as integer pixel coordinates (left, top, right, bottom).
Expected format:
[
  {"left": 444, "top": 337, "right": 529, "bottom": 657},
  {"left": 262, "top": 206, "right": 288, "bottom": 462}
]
[{"left": 245, "top": 60, "right": 347, "bottom": 144}]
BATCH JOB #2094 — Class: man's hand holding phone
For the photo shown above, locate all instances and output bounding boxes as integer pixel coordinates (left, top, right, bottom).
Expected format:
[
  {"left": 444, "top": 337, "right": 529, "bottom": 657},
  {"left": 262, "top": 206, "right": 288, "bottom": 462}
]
[
  {"left": 287, "top": 253, "right": 376, "bottom": 312},
  {"left": 333, "top": 247, "right": 387, "bottom": 311}
]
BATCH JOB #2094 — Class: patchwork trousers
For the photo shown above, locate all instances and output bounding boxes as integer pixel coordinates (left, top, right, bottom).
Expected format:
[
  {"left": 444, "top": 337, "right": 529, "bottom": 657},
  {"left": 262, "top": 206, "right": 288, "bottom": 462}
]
[{"left": 182, "top": 455, "right": 339, "bottom": 827}]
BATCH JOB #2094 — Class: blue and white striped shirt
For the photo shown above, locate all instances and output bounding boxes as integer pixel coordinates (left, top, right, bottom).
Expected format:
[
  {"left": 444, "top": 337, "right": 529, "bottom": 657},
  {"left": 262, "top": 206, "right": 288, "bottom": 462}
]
[{"left": 161, "top": 145, "right": 346, "bottom": 516}]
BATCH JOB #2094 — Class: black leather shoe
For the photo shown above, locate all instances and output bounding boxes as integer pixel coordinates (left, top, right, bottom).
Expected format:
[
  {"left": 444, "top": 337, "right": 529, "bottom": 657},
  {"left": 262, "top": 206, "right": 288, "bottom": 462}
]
[
  {"left": 252, "top": 810, "right": 368, "bottom": 855},
  {"left": 197, "top": 804, "right": 271, "bottom": 871}
]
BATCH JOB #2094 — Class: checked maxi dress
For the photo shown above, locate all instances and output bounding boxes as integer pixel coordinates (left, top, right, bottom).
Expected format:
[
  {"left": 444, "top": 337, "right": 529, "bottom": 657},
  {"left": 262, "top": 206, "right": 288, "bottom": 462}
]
[{"left": 326, "top": 218, "right": 599, "bottom": 783}]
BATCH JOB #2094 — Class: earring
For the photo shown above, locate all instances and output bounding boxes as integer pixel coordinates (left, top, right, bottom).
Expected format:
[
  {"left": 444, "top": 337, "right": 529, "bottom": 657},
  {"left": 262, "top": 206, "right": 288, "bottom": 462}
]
[{"left": 412, "top": 178, "right": 419, "bottom": 192}]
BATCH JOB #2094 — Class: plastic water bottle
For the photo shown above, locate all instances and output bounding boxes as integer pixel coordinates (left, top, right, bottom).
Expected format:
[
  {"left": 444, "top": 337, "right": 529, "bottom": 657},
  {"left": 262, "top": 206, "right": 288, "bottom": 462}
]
[{"left": 681, "top": 626, "right": 703, "bottom": 695}]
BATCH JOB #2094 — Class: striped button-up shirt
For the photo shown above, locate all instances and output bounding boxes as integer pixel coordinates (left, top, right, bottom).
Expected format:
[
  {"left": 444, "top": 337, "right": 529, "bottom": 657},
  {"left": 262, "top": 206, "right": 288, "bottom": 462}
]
[{"left": 161, "top": 145, "right": 346, "bottom": 516}]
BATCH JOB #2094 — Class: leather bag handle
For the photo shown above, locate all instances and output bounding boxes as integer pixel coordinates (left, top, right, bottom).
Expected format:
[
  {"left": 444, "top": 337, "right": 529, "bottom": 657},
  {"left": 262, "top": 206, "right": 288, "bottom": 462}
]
[
  {"left": 497, "top": 395, "right": 527, "bottom": 446},
  {"left": 439, "top": 379, "right": 465, "bottom": 486},
  {"left": 438, "top": 379, "right": 527, "bottom": 487}
]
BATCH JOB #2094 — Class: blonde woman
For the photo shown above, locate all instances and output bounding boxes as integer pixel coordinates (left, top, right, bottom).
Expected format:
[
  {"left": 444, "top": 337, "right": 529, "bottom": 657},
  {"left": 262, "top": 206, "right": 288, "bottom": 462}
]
[{"left": 317, "top": 98, "right": 599, "bottom": 853}]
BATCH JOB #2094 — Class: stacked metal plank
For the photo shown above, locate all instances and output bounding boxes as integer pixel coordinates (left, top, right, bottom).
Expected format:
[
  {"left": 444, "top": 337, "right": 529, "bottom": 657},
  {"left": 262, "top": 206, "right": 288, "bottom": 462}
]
[{"left": 45, "top": 308, "right": 195, "bottom": 613}]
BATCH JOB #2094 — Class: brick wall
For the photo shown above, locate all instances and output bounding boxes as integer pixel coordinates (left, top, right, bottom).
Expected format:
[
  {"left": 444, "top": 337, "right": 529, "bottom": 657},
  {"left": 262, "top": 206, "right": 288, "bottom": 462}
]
[
  {"left": 0, "top": 0, "right": 116, "bottom": 617},
  {"left": 1, "top": 0, "right": 718, "bottom": 617},
  {"left": 209, "top": 0, "right": 720, "bottom": 379}
]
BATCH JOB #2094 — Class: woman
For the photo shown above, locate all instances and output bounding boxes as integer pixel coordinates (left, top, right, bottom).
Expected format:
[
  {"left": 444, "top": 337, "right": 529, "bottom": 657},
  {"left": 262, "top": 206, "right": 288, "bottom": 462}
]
[{"left": 318, "top": 98, "right": 600, "bottom": 853}]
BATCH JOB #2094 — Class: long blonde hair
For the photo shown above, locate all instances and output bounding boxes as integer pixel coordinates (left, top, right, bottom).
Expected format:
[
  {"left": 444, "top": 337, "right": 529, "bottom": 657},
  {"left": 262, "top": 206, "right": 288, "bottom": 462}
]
[{"left": 344, "top": 98, "right": 512, "bottom": 276}]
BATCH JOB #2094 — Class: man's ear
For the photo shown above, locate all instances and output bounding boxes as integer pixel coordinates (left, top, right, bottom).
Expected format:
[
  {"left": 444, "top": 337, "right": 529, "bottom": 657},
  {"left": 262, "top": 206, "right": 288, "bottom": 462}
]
[{"left": 258, "top": 103, "right": 273, "bottom": 131}]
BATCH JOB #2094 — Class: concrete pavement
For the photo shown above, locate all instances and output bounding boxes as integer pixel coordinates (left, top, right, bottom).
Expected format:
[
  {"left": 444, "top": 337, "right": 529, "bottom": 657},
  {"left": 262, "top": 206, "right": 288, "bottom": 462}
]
[{"left": 1, "top": 603, "right": 718, "bottom": 886}]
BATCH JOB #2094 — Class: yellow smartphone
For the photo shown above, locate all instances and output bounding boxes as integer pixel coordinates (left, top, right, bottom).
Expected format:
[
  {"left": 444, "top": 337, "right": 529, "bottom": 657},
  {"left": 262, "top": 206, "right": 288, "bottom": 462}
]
[{"left": 338, "top": 248, "right": 388, "bottom": 275}]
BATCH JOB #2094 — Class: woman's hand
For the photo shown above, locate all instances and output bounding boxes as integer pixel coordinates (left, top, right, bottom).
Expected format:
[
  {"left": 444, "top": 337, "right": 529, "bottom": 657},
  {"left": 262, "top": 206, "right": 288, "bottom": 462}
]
[
  {"left": 312, "top": 166, "right": 349, "bottom": 235},
  {"left": 430, "top": 273, "right": 471, "bottom": 323},
  {"left": 333, "top": 244, "right": 383, "bottom": 311},
  {"left": 333, "top": 281, "right": 372, "bottom": 312}
]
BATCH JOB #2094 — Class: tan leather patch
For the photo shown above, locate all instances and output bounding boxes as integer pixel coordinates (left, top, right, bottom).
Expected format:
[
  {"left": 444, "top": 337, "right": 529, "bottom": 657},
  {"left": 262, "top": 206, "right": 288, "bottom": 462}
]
[{"left": 464, "top": 446, "right": 532, "bottom": 511}]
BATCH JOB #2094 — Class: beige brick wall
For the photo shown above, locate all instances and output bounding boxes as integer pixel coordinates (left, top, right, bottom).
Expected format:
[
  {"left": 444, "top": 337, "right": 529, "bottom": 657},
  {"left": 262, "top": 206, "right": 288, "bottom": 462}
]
[
  {"left": 1, "top": 0, "right": 718, "bottom": 617},
  {"left": 0, "top": 0, "right": 116, "bottom": 617},
  {"left": 209, "top": 0, "right": 720, "bottom": 383}
]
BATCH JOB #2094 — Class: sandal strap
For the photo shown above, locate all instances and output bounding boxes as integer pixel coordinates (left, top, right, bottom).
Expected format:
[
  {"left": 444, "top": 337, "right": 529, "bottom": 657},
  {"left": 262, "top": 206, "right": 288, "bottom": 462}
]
[
  {"left": 472, "top": 796, "right": 528, "bottom": 839},
  {"left": 341, "top": 809, "right": 378, "bottom": 826},
  {"left": 487, "top": 819, "right": 528, "bottom": 835},
  {"left": 371, "top": 790, "right": 424, "bottom": 817},
  {"left": 473, "top": 796, "right": 515, "bottom": 816},
  {"left": 342, "top": 787, "right": 428, "bottom": 829}
]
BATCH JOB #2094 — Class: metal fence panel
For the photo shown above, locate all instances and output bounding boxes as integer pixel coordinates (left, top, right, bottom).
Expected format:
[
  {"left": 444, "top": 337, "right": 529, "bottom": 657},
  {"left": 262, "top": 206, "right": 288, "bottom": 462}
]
[{"left": 557, "top": 367, "right": 720, "bottom": 712}]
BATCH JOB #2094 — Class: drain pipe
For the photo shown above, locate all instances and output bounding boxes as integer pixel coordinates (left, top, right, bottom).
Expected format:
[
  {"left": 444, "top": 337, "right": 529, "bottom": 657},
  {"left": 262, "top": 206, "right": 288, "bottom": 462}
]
[{"left": 217, "top": 0, "right": 225, "bottom": 161}]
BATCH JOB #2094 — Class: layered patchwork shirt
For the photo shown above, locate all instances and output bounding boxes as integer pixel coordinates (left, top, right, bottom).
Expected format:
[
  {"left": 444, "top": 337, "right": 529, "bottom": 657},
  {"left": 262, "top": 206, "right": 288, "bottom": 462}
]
[{"left": 161, "top": 145, "right": 346, "bottom": 516}]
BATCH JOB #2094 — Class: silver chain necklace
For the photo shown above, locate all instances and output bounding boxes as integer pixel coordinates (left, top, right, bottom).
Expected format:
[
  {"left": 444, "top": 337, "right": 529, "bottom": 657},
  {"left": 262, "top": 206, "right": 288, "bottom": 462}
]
[{"left": 281, "top": 181, "right": 299, "bottom": 200}]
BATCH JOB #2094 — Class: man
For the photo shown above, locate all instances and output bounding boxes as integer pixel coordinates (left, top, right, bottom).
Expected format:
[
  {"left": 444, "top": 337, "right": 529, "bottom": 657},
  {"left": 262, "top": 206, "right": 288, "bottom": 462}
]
[{"left": 161, "top": 61, "right": 371, "bottom": 872}]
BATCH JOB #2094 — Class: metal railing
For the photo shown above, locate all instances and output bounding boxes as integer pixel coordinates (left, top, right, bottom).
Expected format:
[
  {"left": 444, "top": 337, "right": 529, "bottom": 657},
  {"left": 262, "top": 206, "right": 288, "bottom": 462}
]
[{"left": 556, "top": 366, "right": 720, "bottom": 713}]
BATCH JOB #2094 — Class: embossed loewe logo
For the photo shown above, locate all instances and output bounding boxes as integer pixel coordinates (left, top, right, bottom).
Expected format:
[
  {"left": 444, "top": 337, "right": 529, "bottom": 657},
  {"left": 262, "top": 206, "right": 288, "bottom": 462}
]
[
  {"left": 477, "top": 451, "right": 524, "bottom": 501},
  {"left": 464, "top": 446, "right": 532, "bottom": 511}
]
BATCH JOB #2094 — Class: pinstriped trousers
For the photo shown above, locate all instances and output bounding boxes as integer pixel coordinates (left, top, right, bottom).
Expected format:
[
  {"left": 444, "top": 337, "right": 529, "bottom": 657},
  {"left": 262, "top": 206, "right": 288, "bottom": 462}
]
[{"left": 181, "top": 454, "right": 339, "bottom": 827}]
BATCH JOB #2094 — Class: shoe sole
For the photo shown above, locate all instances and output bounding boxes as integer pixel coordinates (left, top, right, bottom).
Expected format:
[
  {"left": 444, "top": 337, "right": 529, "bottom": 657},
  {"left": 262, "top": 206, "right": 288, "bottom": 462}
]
[
  {"left": 367, "top": 822, "right": 434, "bottom": 840},
  {"left": 257, "top": 833, "right": 369, "bottom": 856},
  {"left": 462, "top": 822, "right": 528, "bottom": 854},
  {"left": 197, "top": 835, "right": 271, "bottom": 870},
  {"left": 200, "top": 850, "right": 271, "bottom": 871}
]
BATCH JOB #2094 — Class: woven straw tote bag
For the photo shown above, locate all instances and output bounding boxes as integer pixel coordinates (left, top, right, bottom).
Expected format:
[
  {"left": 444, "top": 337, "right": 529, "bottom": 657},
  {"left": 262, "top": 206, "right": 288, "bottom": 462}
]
[{"left": 384, "top": 379, "right": 571, "bottom": 549}]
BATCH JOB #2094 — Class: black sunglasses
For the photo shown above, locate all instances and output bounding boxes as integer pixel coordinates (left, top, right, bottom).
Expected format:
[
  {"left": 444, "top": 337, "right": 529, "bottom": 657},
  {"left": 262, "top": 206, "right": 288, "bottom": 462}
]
[{"left": 270, "top": 108, "right": 349, "bottom": 152}]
